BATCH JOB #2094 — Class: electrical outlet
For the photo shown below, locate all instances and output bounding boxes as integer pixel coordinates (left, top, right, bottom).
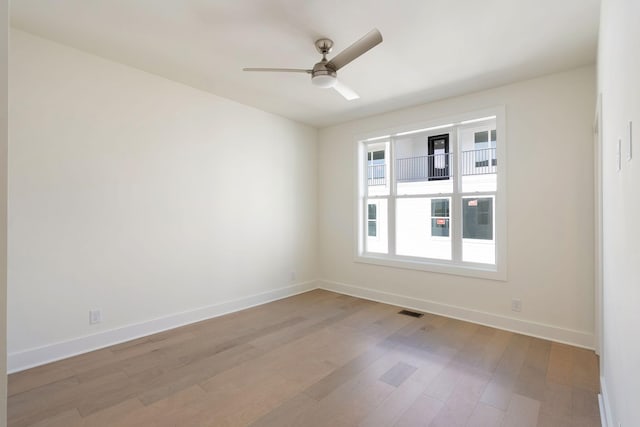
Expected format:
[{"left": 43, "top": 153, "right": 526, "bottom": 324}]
[
  {"left": 511, "top": 299, "right": 522, "bottom": 312},
  {"left": 89, "top": 309, "right": 102, "bottom": 325}
]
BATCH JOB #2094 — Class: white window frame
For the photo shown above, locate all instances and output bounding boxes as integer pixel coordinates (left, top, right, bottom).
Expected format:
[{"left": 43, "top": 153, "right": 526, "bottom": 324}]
[{"left": 354, "top": 107, "right": 507, "bottom": 281}]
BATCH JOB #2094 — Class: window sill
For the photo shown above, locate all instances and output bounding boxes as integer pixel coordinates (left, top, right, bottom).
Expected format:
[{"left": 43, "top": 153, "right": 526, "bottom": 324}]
[{"left": 355, "top": 253, "right": 507, "bottom": 281}]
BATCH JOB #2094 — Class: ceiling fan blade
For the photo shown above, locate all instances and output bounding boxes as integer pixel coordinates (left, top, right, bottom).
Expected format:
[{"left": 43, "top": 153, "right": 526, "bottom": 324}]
[
  {"left": 243, "top": 67, "right": 311, "bottom": 73},
  {"left": 333, "top": 80, "right": 360, "bottom": 101},
  {"left": 326, "top": 29, "right": 383, "bottom": 71}
]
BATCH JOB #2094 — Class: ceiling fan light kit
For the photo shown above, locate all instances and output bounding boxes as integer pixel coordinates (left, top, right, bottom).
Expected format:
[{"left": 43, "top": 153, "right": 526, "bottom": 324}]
[
  {"left": 243, "top": 29, "right": 383, "bottom": 100},
  {"left": 311, "top": 73, "right": 337, "bottom": 88}
]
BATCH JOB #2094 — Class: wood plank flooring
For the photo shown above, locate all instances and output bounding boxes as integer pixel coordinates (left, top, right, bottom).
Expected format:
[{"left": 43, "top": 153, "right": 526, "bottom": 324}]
[{"left": 7, "top": 290, "right": 601, "bottom": 427}]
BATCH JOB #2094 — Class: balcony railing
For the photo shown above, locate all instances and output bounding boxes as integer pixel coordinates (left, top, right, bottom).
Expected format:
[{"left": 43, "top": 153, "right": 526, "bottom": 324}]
[
  {"left": 461, "top": 148, "right": 497, "bottom": 176},
  {"left": 367, "top": 148, "right": 496, "bottom": 186},
  {"left": 367, "top": 164, "right": 386, "bottom": 186},
  {"left": 397, "top": 153, "right": 451, "bottom": 182}
]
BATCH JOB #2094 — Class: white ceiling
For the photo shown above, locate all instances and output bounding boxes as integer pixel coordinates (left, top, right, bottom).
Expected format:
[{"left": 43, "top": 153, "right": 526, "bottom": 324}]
[{"left": 11, "top": 0, "right": 600, "bottom": 128}]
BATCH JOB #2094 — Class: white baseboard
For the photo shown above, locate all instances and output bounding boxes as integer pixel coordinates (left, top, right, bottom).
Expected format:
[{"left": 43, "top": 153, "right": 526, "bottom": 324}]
[
  {"left": 9, "top": 278, "right": 595, "bottom": 374},
  {"left": 8, "top": 280, "right": 317, "bottom": 374},
  {"left": 318, "top": 279, "right": 594, "bottom": 349},
  {"left": 599, "top": 375, "right": 614, "bottom": 427}
]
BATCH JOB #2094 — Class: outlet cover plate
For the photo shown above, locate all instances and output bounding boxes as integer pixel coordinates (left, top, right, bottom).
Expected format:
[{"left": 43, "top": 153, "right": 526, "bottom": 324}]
[
  {"left": 89, "top": 309, "right": 102, "bottom": 324},
  {"left": 511, "top": 299, "right": 522, "bottom": 312}
]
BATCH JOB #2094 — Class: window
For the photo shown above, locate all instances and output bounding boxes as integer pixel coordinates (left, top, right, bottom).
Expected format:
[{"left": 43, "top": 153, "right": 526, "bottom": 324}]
[
  {"left": 367, "top": 204, "right": 377, "bottom": 237},
  {"left": 473, "top": 129, "right": 497, "bottom": 168},
  {"left": 357, "top": 108, "right": 506, "bottom": 279},
  {"left": 431, "top": 199, "right": 450, "bottom": 237},
  {"left": 367, "top": 149, "right": 386, "bottom": 186},
  {"left": 463, "top": 197, "right": 493, "bottom": 238}
]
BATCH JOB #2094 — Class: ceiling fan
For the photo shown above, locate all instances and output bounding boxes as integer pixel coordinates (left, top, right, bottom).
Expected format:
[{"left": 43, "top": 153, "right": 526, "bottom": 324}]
[{"left": 243, "top": 29, "right": 383, "bottom": 101}]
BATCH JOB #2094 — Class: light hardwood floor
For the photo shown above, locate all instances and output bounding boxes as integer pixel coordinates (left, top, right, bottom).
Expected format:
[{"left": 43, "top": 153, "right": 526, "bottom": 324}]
[{"left": 8, "top": 290, "right": 600, "bottom": 426}]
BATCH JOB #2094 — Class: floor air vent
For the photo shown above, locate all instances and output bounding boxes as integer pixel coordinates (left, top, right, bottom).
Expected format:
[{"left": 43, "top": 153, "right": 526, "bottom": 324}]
[{"left": 398, "top": 309, "right": 424, "bottom": 318}]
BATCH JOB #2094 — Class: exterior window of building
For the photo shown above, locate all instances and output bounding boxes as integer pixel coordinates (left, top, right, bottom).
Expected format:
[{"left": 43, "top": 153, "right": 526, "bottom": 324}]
[
  {"left": 463, "top": 197, "right": 493, "bottom": 239},
  {"left": 431, "top": 199, "right": 450, "bottom": 237},
  {"left": 368, "top": 204, "right": 377, "bottom": 237},
  {"left": 473, "top": 129, "right": 497, "bottom": 168},
  {"left": 358, "top": 108, "right": 505, "bottom": 279},
  {"left": 367, "top": 150, "right": 386, "bottom": 186}
]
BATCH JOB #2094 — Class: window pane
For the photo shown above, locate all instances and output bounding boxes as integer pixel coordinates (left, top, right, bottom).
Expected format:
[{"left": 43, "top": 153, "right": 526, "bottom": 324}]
[
  {"left": 366, "top": 199, "right": 388, "bottom": 254},
  {"left": 474, "top": 131, "right": 488, "bottom": 143},
  {"left": 396, "top": 198, "right": 451, "bottom": 260},
  {"left": 367, "top": 141, "right": 390, "bottom": 197},
  {"left": 431, "top": 198, "right": 449, "bottom": 217},
  {"left": 462, "top": 197, "right": 495, "bottom": 264},
  {"left": 431, "top": 218, "right": 450, "bottom": 237},
  {"left": 368, "top": 221, "right": 377, "bottom": 237},
  {"left": 430, "top": 198, "right": 450, "bottom": 237},
  {"left": 368, "top": 204, "right": 377, "bottom": 220},
  {"left": 463, "top": 198, "right": 493, "bottom": 239},
  {"left": 395, "top": 132, "right": 453, "bottom": 195},
  {"left": 367, "top": 203, "right": 377, "bottom": 237},
  {"left": 460, "top": 124, "right": 497, "bottom": 193}
]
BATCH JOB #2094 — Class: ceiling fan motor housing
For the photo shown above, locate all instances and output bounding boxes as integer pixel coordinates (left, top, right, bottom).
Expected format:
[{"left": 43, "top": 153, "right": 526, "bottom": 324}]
[{"left": 311, "top": 61, "right": 337, "bottom": 88}]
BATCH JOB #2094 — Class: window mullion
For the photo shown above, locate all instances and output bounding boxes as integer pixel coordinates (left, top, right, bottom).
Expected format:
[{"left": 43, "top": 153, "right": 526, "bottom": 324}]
[
  {"left": 357, "top": 145, "right": 369, "bottom": 253},
  {"left": 363, "top": 197, "right": 369, "bottom": 252},
  {"left": 452, "top": 129, "right": 462, "bottom": 262},
  {"left": 362, "top": 145, "right": 369, "bottom": 253},
  {"left": 388, "top": 137, "right": 396, "bottom": 256}
]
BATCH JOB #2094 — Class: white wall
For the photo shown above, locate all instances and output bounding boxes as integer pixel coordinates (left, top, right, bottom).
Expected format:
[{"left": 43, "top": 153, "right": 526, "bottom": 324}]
[
  {"left": 318, "top": 66, "right": 596, "bottom": 347},
  {"left": 598, "top": 0, "right": 640, "bottom": 425},
  {"left": 1, "top": 0, "right": 8, "bottom": 424},
  {"left": 7, "top": 30, "right": 317, "bottom": 371}
]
